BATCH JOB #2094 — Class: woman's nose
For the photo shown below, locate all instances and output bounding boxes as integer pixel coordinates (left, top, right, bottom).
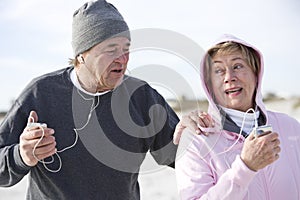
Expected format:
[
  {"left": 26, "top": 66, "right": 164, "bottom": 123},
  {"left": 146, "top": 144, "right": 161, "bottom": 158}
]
[{"left": 224, "top": 69, "right": 237, "bottom": 83}]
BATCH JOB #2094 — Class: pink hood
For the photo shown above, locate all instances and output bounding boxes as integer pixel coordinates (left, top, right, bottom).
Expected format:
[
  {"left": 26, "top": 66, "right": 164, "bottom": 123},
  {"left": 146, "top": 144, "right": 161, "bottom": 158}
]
[{"left": 200, "top": 34, "right": 268, "bottom": 125}]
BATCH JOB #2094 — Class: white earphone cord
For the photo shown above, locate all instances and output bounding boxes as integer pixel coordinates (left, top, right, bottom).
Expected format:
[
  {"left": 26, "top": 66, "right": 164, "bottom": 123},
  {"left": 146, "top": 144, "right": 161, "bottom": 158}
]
[
  {"left": 31, "top": 90, "right": 99, "bottom": 173},
  {"left": 209, "top": 108, "right": 257, "bottom": 172}
]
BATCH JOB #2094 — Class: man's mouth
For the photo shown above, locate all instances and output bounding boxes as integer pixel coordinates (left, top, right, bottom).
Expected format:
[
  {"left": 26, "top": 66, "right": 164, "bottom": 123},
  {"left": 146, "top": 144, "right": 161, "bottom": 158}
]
[{"left": 111, "top": 69, "right": 123, "bottom": 73}]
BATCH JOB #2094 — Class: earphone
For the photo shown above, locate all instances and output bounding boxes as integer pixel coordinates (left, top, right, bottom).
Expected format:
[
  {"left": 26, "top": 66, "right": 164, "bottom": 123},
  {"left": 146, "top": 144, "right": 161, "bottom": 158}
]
[
  {"left": 78, "top": 54, "right": 85, "bottom": 64},
  {"left": 207, "top": 108, "right": 257, "bottom": 173},
  {"left": 28, "top": 116, "right": 78, "bottom": 173},
  {"left": 221, "top": 108, "right": 256, "bottom": 154},
  {"left": 27, "top": 88, "right": 101, "bottom": 173}
]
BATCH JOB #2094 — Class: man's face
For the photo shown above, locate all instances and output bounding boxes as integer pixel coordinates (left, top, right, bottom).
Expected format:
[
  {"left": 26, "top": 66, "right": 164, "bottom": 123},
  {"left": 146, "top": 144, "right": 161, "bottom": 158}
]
[{"left": 79, "top": 37, "right": 130, "bottom": 92}]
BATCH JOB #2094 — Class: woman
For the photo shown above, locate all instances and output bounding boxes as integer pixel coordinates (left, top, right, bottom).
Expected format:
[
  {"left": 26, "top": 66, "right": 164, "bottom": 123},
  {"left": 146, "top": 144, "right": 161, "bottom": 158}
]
[{"left": 175, "top": 34, "right": 300, "bottom": 199}]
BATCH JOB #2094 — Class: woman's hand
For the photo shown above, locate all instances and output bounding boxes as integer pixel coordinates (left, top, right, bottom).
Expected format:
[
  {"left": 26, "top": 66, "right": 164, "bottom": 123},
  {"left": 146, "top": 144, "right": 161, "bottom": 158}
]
[{"left": 241, "top": 131, "right": 281, "bottom": 171}]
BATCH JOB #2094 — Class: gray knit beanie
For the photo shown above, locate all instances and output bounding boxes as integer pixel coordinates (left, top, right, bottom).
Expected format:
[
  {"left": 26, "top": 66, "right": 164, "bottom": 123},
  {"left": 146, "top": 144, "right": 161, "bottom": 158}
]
[{"left": 72, "top": 0, "right": 130, "bottom": 57}]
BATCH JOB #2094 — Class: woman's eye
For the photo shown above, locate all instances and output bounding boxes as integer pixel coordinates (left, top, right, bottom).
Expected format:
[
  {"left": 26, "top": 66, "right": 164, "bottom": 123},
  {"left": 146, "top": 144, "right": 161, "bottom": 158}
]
[
  {"left": 214, "top": 68, "right": 224, "bottom": 74},
  {"left": 233, "top": 65, "right": 243, "bottom": 70}
]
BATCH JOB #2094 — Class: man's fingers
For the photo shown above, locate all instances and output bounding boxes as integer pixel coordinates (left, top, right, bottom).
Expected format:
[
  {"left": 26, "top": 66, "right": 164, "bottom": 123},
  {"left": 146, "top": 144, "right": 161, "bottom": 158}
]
[
  {"left": 205, "top": 113, "right": 215, "bottom": 127},
  {"left": 173, "top": 118, "right": 201, "bottom": 145},
  {"left": 188, "top": 112, "right": 198, "bottom": 124},
  {"left": 27, "top": 110, "right": 38, "bottom": 124},
  {"left": 197, "top": 112, "right": 214, "bottom": 128},
  {"left": 173, "top": 123, "right": 186, "bottom": 145},
  {"left": 22, "top": 128, "right": 55, "bottom": 140},
  {"left": 35, "top": 136, "right": 56, "bottom": 148},
  {"left": 186, "top": 116, "right": 204, "bottom": 135},
  {"left": 198, "top": 117, "right": 210, "bottom": 128},
  {"left": 33, "top": 146, "right": 57, "bottom": 161},
  {"left": 34, "top": 141, "right": 57, "bottom": 155},
  {"left": 174, "top": 110, "right": 214, "bottom": 145},
  {"left": 186, "top": 110, "right": 214, "bottom": 128},
  {"left": 173, "top": 129, "right": 182, "bottom": 145}
]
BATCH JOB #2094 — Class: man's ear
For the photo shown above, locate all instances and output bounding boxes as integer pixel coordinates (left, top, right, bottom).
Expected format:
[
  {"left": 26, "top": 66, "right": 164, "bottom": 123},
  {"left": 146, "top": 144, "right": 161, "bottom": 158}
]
[{"left": 78, "top": 54, "right": 85, "bottom": 64}]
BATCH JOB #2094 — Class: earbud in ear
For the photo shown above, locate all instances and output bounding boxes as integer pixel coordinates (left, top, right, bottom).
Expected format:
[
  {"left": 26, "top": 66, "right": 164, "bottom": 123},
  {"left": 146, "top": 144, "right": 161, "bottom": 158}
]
[{"left": 78, "top": 54, "right": 85, "bottom": 64}]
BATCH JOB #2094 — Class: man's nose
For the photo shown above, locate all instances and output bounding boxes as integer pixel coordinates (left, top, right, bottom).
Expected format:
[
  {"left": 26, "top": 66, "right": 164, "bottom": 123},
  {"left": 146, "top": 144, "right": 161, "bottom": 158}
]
[{"left": 114, "top": 52, "right": 129, "bottom": 64}]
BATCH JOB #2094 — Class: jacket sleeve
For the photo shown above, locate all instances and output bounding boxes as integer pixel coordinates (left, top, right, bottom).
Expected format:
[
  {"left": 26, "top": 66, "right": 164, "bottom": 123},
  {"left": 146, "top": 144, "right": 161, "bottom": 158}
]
[
  {"left": 175, "top": 130, "right": 257, "bottom": 200},
  {"left": 0, "top": 102, "right": 31, "bottom": 187},
  {"left": 147, "top": 88, "right": 179, "bottom": 167}
]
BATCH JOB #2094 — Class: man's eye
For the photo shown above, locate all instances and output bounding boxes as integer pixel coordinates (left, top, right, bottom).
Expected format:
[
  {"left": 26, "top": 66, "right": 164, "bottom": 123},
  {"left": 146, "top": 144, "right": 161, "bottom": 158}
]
[{"left": 106, "top": 49, "right": 117, "bottom": 55}]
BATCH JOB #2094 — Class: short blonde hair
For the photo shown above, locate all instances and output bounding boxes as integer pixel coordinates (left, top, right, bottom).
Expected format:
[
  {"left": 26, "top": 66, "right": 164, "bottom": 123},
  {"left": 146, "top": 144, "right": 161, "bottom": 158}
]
[{"left": 204, "top": 42, "right": 260, "bottom": 94}]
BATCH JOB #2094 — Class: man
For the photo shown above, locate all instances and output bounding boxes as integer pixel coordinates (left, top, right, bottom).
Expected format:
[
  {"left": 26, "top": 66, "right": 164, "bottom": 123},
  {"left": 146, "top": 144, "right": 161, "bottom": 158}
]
[{"left": 0, "top": 1, "right": 179, "bottom": 199}]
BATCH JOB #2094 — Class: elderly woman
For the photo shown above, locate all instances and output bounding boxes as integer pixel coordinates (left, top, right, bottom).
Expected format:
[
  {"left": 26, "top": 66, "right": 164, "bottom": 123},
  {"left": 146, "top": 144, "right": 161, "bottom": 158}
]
[{"left": 175, "top": 34, "right": 300, "bottom": 200}]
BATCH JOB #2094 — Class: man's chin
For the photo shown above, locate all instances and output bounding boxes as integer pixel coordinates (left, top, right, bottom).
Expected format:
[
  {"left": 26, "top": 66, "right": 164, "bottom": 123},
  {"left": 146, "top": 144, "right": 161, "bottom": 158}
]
[
  {"left": 106, "top": 77, "right": 124, "bottom": 90},
  {"left": 114, "top": 77, "right": 124, "bottom": 88}
]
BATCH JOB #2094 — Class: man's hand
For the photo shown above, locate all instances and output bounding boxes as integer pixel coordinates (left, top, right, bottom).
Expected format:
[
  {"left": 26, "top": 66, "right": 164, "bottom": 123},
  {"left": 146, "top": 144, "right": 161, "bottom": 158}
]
[
  {"left": 173, "top": 110, "right": 214, "bottom": 145},
  {"left": 241, "top": 131, "right": 281, "bottom": 171},
  {"left": 19, "top": 111, "right": 57, "bottom": 167}
]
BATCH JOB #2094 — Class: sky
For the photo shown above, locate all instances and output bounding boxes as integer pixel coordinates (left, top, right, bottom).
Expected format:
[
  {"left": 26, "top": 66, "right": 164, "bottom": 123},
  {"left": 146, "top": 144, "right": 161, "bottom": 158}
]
[{"left": 0, "top": 0, "right": 300, "bottom": 111}]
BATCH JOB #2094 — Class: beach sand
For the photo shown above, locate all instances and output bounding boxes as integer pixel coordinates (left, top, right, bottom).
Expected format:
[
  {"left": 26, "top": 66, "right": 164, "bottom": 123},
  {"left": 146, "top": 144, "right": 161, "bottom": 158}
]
[
  {"left": 0, "top": 168, "right": 178, "bottom": 200},
  {"left": 0, "top": 158, "right": 178, "bottom": 200}
]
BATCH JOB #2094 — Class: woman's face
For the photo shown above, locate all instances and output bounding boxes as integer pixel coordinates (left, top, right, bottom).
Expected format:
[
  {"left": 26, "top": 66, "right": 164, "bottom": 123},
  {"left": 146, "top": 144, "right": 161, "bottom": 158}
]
[{"left": 210, "top": 51, "right": 257, "bottom": 112}]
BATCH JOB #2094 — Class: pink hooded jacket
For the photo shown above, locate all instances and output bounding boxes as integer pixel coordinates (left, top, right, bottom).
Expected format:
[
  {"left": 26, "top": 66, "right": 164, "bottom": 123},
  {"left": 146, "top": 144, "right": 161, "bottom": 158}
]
[{"left": 175, "top": 34, "right": 300, "bottom": 200}]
